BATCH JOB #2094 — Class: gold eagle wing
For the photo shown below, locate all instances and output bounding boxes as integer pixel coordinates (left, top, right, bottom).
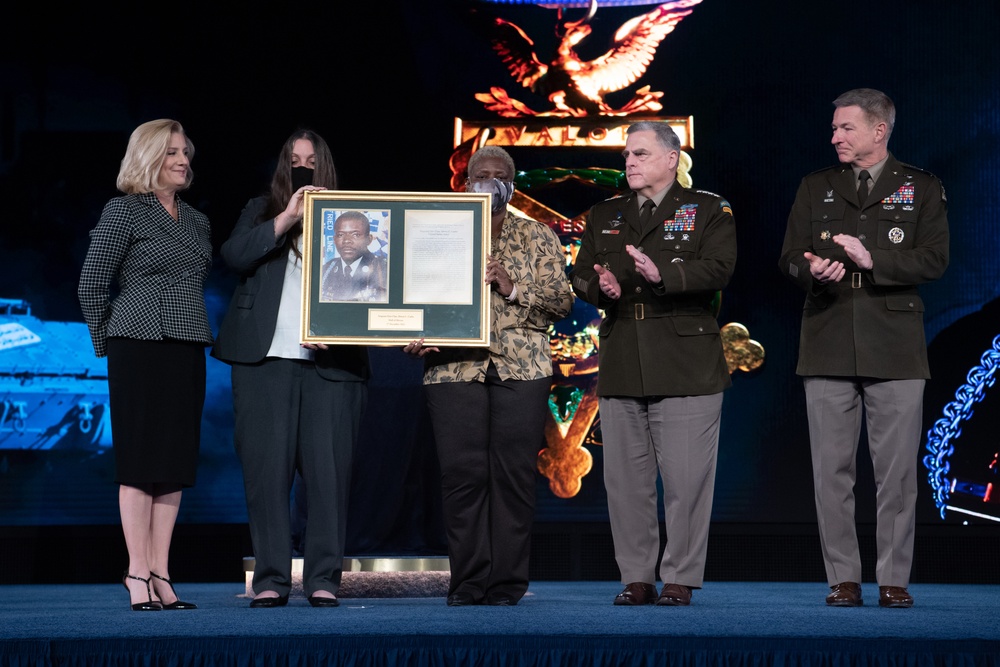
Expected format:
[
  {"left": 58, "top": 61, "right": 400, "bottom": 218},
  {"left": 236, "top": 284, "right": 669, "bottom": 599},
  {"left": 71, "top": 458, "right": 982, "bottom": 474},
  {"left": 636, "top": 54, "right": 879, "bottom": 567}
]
[
  {"left": 489, "top": 17, "right": 549, "bottom": 93},
  {"left": 573, "top": 1, "right": 700, "bottom": 101}
]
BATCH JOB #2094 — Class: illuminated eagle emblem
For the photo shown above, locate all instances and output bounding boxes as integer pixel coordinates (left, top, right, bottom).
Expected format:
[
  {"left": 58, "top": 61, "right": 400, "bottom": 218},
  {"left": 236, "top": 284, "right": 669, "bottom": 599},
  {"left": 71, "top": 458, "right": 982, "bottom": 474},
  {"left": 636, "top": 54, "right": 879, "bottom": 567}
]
[{"left": 476, "top": 0, "right": 703, "bottom": 117}]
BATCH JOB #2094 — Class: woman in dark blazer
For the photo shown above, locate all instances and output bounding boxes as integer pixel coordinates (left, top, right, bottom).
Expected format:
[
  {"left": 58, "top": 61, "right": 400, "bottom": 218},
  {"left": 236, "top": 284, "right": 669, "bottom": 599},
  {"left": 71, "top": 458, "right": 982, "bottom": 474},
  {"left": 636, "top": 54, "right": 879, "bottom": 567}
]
[
  {"left": 212, "top": 130, "right": 369, "bottom": 608},
  {"left": 78, "top": 119, "right": 212, "bottom": 611}
]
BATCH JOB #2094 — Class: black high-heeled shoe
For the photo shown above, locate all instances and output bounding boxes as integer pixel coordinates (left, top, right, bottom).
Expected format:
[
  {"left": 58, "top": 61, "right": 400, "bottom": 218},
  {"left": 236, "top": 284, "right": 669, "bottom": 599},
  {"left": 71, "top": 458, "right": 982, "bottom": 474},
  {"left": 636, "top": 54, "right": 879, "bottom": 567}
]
[
  {"left": 149, "top": 571, "right": 198, "bottom": 610},
  {"left": 122, "top": 572, "right": 163, "bottom": 611}
]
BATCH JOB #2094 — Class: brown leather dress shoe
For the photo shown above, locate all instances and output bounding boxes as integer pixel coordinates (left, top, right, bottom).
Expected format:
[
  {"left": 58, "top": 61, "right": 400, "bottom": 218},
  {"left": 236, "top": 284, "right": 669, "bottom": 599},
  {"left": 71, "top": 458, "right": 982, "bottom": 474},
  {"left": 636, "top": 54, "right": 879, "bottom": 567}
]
[
  {"left": 825, "top": 582, "right": 862, "bottom": 607},
  {"left": 879, "top": 586, "right": 913, "bottom": 608},
  {"left": 613, "top": 582, "right": 657, "bottom": 606},
  {"left": 656, "top": 583, "right": 692, "bottom": 606}
]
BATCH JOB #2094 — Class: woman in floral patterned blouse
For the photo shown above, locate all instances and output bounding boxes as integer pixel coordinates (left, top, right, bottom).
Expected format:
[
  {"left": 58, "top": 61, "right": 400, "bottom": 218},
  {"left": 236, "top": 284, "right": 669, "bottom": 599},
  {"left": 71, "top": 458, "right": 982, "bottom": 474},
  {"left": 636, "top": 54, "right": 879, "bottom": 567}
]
[{"left": 405, "top": 146, "right": 573, "bottom": 606}]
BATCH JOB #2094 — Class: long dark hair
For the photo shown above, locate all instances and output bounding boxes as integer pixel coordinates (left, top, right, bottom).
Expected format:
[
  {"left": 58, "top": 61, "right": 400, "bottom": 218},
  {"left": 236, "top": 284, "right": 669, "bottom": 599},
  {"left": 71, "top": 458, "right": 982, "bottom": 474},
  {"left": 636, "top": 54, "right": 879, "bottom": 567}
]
[{"left": 260, "top": 129, "right": 338, "bottom": 255}]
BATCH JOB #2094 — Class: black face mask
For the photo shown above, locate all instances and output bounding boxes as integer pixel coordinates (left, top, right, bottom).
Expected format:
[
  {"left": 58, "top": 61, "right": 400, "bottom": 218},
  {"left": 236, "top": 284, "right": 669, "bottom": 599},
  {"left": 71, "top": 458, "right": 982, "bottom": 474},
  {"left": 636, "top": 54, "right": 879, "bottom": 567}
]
[{"left": 291, "top": 166, "right": 314, "bottom": 191}]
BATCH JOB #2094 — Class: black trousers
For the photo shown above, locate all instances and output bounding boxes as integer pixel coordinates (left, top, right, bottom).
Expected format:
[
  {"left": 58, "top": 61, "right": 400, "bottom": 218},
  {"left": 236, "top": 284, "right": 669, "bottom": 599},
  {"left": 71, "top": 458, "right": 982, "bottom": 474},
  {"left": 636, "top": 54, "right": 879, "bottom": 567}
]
[
  {"left": 425, "top": 364, "right": 551, "bottom": 602},
  {"left": 232, "top": 359, "right": 366, "bottom": 597}
]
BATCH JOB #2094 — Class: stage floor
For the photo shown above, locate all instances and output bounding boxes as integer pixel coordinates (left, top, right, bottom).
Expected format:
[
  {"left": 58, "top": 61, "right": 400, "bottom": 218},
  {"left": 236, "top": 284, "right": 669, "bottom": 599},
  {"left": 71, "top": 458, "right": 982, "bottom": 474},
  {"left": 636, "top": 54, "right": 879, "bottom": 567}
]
[{"left": 3, "top": 581, "right": 998, "bottom": 666}]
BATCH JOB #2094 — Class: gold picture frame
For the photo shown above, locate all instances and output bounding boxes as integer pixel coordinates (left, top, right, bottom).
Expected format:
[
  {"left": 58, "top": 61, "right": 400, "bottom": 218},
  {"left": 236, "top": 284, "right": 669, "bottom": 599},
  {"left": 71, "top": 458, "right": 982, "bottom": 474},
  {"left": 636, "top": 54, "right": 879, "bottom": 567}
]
[{"left": 301, "top": 190, "right": 492, "bottom": 347}]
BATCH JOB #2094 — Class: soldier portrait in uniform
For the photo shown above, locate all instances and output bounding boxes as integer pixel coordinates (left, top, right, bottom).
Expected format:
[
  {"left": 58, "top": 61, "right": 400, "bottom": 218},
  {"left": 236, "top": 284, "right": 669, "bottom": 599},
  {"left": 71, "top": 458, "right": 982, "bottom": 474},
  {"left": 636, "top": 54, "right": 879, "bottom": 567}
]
[{"left": 320, "top": 209, "right": 389, "bottom": 303}]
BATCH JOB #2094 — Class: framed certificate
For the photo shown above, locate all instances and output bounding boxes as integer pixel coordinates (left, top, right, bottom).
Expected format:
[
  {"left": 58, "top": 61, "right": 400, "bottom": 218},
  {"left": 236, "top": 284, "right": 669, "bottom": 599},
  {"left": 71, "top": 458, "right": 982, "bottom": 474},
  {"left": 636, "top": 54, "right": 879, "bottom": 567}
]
[{"left": 301, "top": 190, "right": 492, "bottom": 346}]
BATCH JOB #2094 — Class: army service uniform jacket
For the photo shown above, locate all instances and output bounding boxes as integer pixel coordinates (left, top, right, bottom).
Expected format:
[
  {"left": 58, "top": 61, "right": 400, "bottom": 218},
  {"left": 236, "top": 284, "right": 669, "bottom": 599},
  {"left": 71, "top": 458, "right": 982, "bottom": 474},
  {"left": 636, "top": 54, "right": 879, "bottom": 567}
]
[
  {"left": 778, "top": 153, "right": 949, "bottom": 379},
  {"left": 319, "top": 251, "right": 387, "bottom": 303},
  {"left": 571, "top": 181, "right": 736, "bottom": 397}
]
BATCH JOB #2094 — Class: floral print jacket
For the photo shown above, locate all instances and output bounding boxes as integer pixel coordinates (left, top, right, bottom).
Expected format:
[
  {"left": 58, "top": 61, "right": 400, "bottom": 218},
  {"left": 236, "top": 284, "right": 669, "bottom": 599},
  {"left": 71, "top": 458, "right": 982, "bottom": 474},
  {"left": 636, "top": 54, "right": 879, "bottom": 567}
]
[{"left": 424, "top": 211, "right": 573, "bottom": 384}]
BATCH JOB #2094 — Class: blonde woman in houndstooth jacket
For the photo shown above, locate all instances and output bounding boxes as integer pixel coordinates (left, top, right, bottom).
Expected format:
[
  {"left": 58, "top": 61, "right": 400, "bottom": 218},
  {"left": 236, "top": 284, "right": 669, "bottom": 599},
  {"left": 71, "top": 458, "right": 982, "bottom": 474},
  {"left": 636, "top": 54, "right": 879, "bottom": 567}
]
[{"left": 79, "top": 119, "right": 212, "bottom": 612}]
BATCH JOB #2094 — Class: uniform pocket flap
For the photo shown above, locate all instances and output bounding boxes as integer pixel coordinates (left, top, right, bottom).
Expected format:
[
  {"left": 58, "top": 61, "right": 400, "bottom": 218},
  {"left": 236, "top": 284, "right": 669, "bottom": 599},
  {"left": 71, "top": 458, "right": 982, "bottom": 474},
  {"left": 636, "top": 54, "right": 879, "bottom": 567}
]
[
  {"left": 885, "top": 293, "right": 924, "bottom": 313},
  {"left": 599, "top": 317, "right": 615, "bottom": 337},
  {"left": 671, "top": 315, "right": 720, "bottom": 337}
]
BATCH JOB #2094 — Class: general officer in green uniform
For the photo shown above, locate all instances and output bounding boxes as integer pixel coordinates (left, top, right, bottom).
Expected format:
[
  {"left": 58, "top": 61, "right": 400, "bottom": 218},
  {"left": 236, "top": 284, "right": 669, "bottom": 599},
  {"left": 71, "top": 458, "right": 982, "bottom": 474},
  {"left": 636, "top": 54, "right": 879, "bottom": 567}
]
[
  {"left": 779, "top": 88, "right": 949, "bottom": 609},
  {"left": 571, "top": 121, "right": 736, "bottom": 606}
]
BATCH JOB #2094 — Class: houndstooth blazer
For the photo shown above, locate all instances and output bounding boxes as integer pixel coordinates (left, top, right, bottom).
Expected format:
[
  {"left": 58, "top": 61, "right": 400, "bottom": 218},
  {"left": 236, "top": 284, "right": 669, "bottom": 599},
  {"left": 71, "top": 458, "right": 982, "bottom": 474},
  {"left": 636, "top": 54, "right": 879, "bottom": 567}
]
[{"left": 78, "top": 191, "right": 214, "bottom": 357}]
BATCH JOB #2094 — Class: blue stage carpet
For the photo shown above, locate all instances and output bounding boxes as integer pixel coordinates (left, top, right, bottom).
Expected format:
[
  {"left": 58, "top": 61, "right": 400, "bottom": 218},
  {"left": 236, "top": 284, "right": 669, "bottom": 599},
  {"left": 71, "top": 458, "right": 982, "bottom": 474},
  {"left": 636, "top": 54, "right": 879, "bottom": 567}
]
[{"left": 2, "top": 581, "right": 998, "bottom": 666}]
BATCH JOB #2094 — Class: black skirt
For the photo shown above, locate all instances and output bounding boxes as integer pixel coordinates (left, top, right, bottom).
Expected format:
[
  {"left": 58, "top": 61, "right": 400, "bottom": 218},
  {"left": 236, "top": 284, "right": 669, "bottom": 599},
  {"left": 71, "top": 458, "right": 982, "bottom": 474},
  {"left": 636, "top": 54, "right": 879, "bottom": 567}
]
[{"left": 106, "top": 337, "right": 206, "bottom": 487}]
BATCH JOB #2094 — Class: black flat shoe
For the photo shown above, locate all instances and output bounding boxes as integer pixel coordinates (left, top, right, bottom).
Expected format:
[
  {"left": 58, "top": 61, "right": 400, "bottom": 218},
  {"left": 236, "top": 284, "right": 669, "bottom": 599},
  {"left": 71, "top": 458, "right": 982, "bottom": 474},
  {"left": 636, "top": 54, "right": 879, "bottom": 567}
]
[
  {"left": 308, "top": 594, "right": 340, "bottom": 608},
  {"left": 446, "top": 591, "right": 477, "bottom": 606},
  {"left": 122, "top": 572, "right": 162, "bottom": 611},
  {"left": 149, "top": 572, "right": 197, "bottom": 610},
  {"left": 486, "top": 592, "right": 517, "bottom": 606},
  {"left": 249, "top": 594, "right": 289, "bottom": 608}
]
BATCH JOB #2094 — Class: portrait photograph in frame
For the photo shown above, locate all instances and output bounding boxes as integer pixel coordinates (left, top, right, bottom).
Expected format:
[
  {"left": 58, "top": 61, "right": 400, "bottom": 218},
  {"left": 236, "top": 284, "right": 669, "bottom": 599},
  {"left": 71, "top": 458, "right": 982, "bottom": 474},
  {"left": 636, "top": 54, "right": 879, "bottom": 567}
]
[{"left": 301, "top": 190, "right": 492, "bottom": 346}]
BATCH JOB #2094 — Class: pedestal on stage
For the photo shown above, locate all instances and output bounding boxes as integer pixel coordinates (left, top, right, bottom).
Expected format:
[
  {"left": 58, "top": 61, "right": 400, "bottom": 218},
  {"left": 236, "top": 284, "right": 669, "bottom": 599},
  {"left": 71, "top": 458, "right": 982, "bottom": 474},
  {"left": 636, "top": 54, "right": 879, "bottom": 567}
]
[{"left": 242, "top": 557, "right": 450, "bottom": 598}]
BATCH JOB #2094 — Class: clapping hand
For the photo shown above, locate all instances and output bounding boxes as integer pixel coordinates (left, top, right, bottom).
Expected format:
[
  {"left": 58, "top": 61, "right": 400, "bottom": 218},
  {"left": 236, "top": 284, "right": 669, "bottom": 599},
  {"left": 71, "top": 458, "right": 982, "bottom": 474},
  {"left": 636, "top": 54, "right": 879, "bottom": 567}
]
[
  {"left": 626, "top": 244, "right": 661, "bottom": 284},
  {"left": 595, "top": 264, "right": 621, "bottom": 299},
  {"left": 833, "top": 234, "right": 873, "bottom": 270},
  {"left": 803, "top": 252, "right": 846, "bottom": 284}
]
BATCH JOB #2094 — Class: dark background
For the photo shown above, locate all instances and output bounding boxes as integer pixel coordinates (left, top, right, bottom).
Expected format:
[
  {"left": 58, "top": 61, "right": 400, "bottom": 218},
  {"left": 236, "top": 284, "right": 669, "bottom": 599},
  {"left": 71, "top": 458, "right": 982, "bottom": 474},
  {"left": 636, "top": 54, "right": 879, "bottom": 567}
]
[{"left": 2, "top": 0, "right": 999, "bottom": 583}]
